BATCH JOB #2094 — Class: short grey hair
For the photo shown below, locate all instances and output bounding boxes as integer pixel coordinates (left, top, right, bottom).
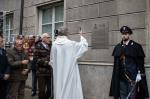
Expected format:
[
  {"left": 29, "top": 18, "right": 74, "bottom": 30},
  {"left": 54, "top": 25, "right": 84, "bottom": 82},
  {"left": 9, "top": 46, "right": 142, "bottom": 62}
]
[{"left": 41, "top": 33, "right": 50, "bottom": 39}]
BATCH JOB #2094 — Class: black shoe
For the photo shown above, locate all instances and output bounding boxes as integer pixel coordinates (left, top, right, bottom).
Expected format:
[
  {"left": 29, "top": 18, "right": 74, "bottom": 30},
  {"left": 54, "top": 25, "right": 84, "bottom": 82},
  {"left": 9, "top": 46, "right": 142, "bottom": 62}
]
[{"left": 31, "top": 92, "right": 36, "bottom": 96}]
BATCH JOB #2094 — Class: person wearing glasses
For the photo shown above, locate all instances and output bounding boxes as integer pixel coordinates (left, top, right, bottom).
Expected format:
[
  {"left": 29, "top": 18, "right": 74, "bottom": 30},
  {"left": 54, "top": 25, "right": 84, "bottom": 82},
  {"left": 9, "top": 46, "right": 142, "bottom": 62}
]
[
  {"left": 6, "top": 36, "right": 31, "bottom": 99},
  {"left": 34, "top": 33, "right": 53, "bottom": 99}
]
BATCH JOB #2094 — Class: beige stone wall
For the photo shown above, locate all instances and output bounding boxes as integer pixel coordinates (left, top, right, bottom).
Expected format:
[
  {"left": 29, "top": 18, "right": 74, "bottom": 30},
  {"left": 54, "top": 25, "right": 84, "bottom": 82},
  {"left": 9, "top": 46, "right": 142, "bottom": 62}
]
[
  {"left": 65, "top": 0, "right": 150, "bottom": 99},
  {"left": 65, "top": 0, "right": 147, "bottom": 62},
  {"left": 0, "top": 0, "right": 21, "bottom": 35}
]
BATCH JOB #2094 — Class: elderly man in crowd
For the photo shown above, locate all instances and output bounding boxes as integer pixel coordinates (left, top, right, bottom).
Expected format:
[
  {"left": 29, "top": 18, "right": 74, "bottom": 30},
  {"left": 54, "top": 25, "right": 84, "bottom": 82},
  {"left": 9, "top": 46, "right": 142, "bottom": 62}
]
[
  {"left": 34, "top": 33, "right": 53, "bottom": 99},
  {"left": 6, "top": 35, "right": 31, "bottom": 99}
]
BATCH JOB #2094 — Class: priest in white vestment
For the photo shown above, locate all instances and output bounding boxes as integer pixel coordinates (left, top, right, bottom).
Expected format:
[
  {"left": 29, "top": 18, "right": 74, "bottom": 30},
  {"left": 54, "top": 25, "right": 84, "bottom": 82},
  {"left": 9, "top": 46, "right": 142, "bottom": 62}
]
[{"left": 50, "top": 27, "right": 88, "bottom": 99}]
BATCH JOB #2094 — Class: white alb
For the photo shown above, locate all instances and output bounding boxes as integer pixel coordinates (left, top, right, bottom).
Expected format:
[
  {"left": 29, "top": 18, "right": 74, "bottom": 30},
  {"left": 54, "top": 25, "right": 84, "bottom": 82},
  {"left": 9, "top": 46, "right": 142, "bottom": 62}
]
[{"left": 50, "top": 35, "right": 88, "bottom": 99}]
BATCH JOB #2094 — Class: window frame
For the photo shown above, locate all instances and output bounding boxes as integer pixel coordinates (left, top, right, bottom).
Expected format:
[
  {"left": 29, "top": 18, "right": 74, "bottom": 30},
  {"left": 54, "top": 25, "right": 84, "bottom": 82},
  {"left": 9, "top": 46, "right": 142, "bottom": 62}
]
[
  {"left": 38, "top": 2, "right": 64, "bottom": 41},
  {"left": 4, "top": 13, "right": 14, "bottom": 43}
]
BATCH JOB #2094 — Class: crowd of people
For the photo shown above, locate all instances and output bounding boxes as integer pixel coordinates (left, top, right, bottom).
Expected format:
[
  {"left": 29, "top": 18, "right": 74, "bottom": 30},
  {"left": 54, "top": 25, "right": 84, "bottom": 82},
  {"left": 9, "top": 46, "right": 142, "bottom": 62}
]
[
  {"left": 0, "top": 26, "right": 149, "bottom": 99},
  {"left": 0, "top": 27, "right": 89, "bottom": 99}
]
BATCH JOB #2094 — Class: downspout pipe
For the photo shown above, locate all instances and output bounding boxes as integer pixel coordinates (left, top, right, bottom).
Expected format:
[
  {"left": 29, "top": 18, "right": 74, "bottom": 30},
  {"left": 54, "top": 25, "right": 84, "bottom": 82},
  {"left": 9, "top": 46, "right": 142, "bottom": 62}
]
[{"left": 19, "top": 0, "right": 24, "bottom": 35}]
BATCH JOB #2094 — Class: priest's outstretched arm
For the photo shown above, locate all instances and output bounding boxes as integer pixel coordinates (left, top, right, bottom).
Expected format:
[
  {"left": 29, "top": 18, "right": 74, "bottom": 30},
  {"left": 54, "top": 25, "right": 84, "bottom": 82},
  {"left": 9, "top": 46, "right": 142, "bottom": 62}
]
[{"left": 74, "top": 30, "right": 88, "bottom": 58}]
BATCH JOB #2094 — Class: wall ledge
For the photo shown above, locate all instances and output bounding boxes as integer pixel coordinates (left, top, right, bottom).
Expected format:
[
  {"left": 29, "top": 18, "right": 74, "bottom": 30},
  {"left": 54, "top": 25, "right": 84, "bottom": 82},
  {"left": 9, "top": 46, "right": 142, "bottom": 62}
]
[{"left": 79, "top": 61, "right": 150, "bottom": 68}]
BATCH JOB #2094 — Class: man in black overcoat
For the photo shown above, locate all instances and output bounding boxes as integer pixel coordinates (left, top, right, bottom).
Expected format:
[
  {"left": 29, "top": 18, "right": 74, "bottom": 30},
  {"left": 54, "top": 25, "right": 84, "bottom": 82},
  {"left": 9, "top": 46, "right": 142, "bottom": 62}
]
[
  {"left": 0, "top": 34, "right": 10, "bottom": 99},
  {"left": 109, "top": 26, "right": 149, "bottom": 99}
]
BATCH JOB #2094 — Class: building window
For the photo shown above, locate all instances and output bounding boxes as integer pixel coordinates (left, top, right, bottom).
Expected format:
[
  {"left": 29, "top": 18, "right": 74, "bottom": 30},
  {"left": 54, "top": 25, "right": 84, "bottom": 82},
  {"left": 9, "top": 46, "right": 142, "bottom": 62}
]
[
  {"left": 0, "top": 12, "right": 3, "bottom": 33},
  {"left": 5, "top": 14, "right": 14, "bottom": 43},
  {"left": 39, "top": 3, "right": 64, "bottom": 40}
]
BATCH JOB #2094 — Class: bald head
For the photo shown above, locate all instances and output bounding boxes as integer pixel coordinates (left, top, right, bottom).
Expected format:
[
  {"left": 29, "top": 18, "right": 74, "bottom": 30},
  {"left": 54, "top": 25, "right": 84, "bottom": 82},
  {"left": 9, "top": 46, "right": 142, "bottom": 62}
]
[{"left": 15, "top": 39, "right": 23, "bottom": 44}]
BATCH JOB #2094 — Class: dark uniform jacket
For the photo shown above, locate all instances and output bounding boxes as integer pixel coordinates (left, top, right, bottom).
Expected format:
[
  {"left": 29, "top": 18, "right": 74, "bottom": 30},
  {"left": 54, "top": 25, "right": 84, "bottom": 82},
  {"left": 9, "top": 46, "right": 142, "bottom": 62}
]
[
  {"left": 34, "top": 41, "right": 52, "bottom": 76},
  {"left": 7, "top": 48, "right": 31, "bottom": 80},
  {"left": 109, "top": 40, "right": 149, "bottom": 99},
  {"left": 0, "top": 48, "right": 10, "bottom": 79}
]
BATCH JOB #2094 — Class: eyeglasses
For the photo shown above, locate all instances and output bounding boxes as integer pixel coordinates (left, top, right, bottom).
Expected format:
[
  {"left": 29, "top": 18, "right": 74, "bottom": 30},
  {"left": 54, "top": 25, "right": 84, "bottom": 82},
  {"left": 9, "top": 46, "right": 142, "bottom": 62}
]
[{"left": 45, "top": 36, "right": 51, "bottom": 38}]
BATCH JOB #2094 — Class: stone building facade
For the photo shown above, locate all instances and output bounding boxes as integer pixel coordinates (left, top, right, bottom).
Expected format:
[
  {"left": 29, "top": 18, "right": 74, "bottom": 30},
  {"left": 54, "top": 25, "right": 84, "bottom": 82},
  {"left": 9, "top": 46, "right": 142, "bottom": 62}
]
[{"left": 0, "top": 0, "right": 150, "bottom": 99}]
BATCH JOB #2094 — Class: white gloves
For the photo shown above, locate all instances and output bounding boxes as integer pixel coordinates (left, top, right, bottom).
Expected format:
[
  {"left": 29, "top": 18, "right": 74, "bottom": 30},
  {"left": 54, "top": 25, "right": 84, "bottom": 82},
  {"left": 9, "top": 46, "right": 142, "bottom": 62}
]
[{"left": 136, "top": 71, "right": 141, "bottom": 82}]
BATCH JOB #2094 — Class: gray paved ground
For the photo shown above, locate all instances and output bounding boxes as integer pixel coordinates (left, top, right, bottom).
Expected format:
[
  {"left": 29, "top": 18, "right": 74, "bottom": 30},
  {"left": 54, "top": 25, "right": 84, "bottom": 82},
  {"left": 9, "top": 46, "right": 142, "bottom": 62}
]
[{"left": 24, "top": 88, "right": 38, "bottom": 99}]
